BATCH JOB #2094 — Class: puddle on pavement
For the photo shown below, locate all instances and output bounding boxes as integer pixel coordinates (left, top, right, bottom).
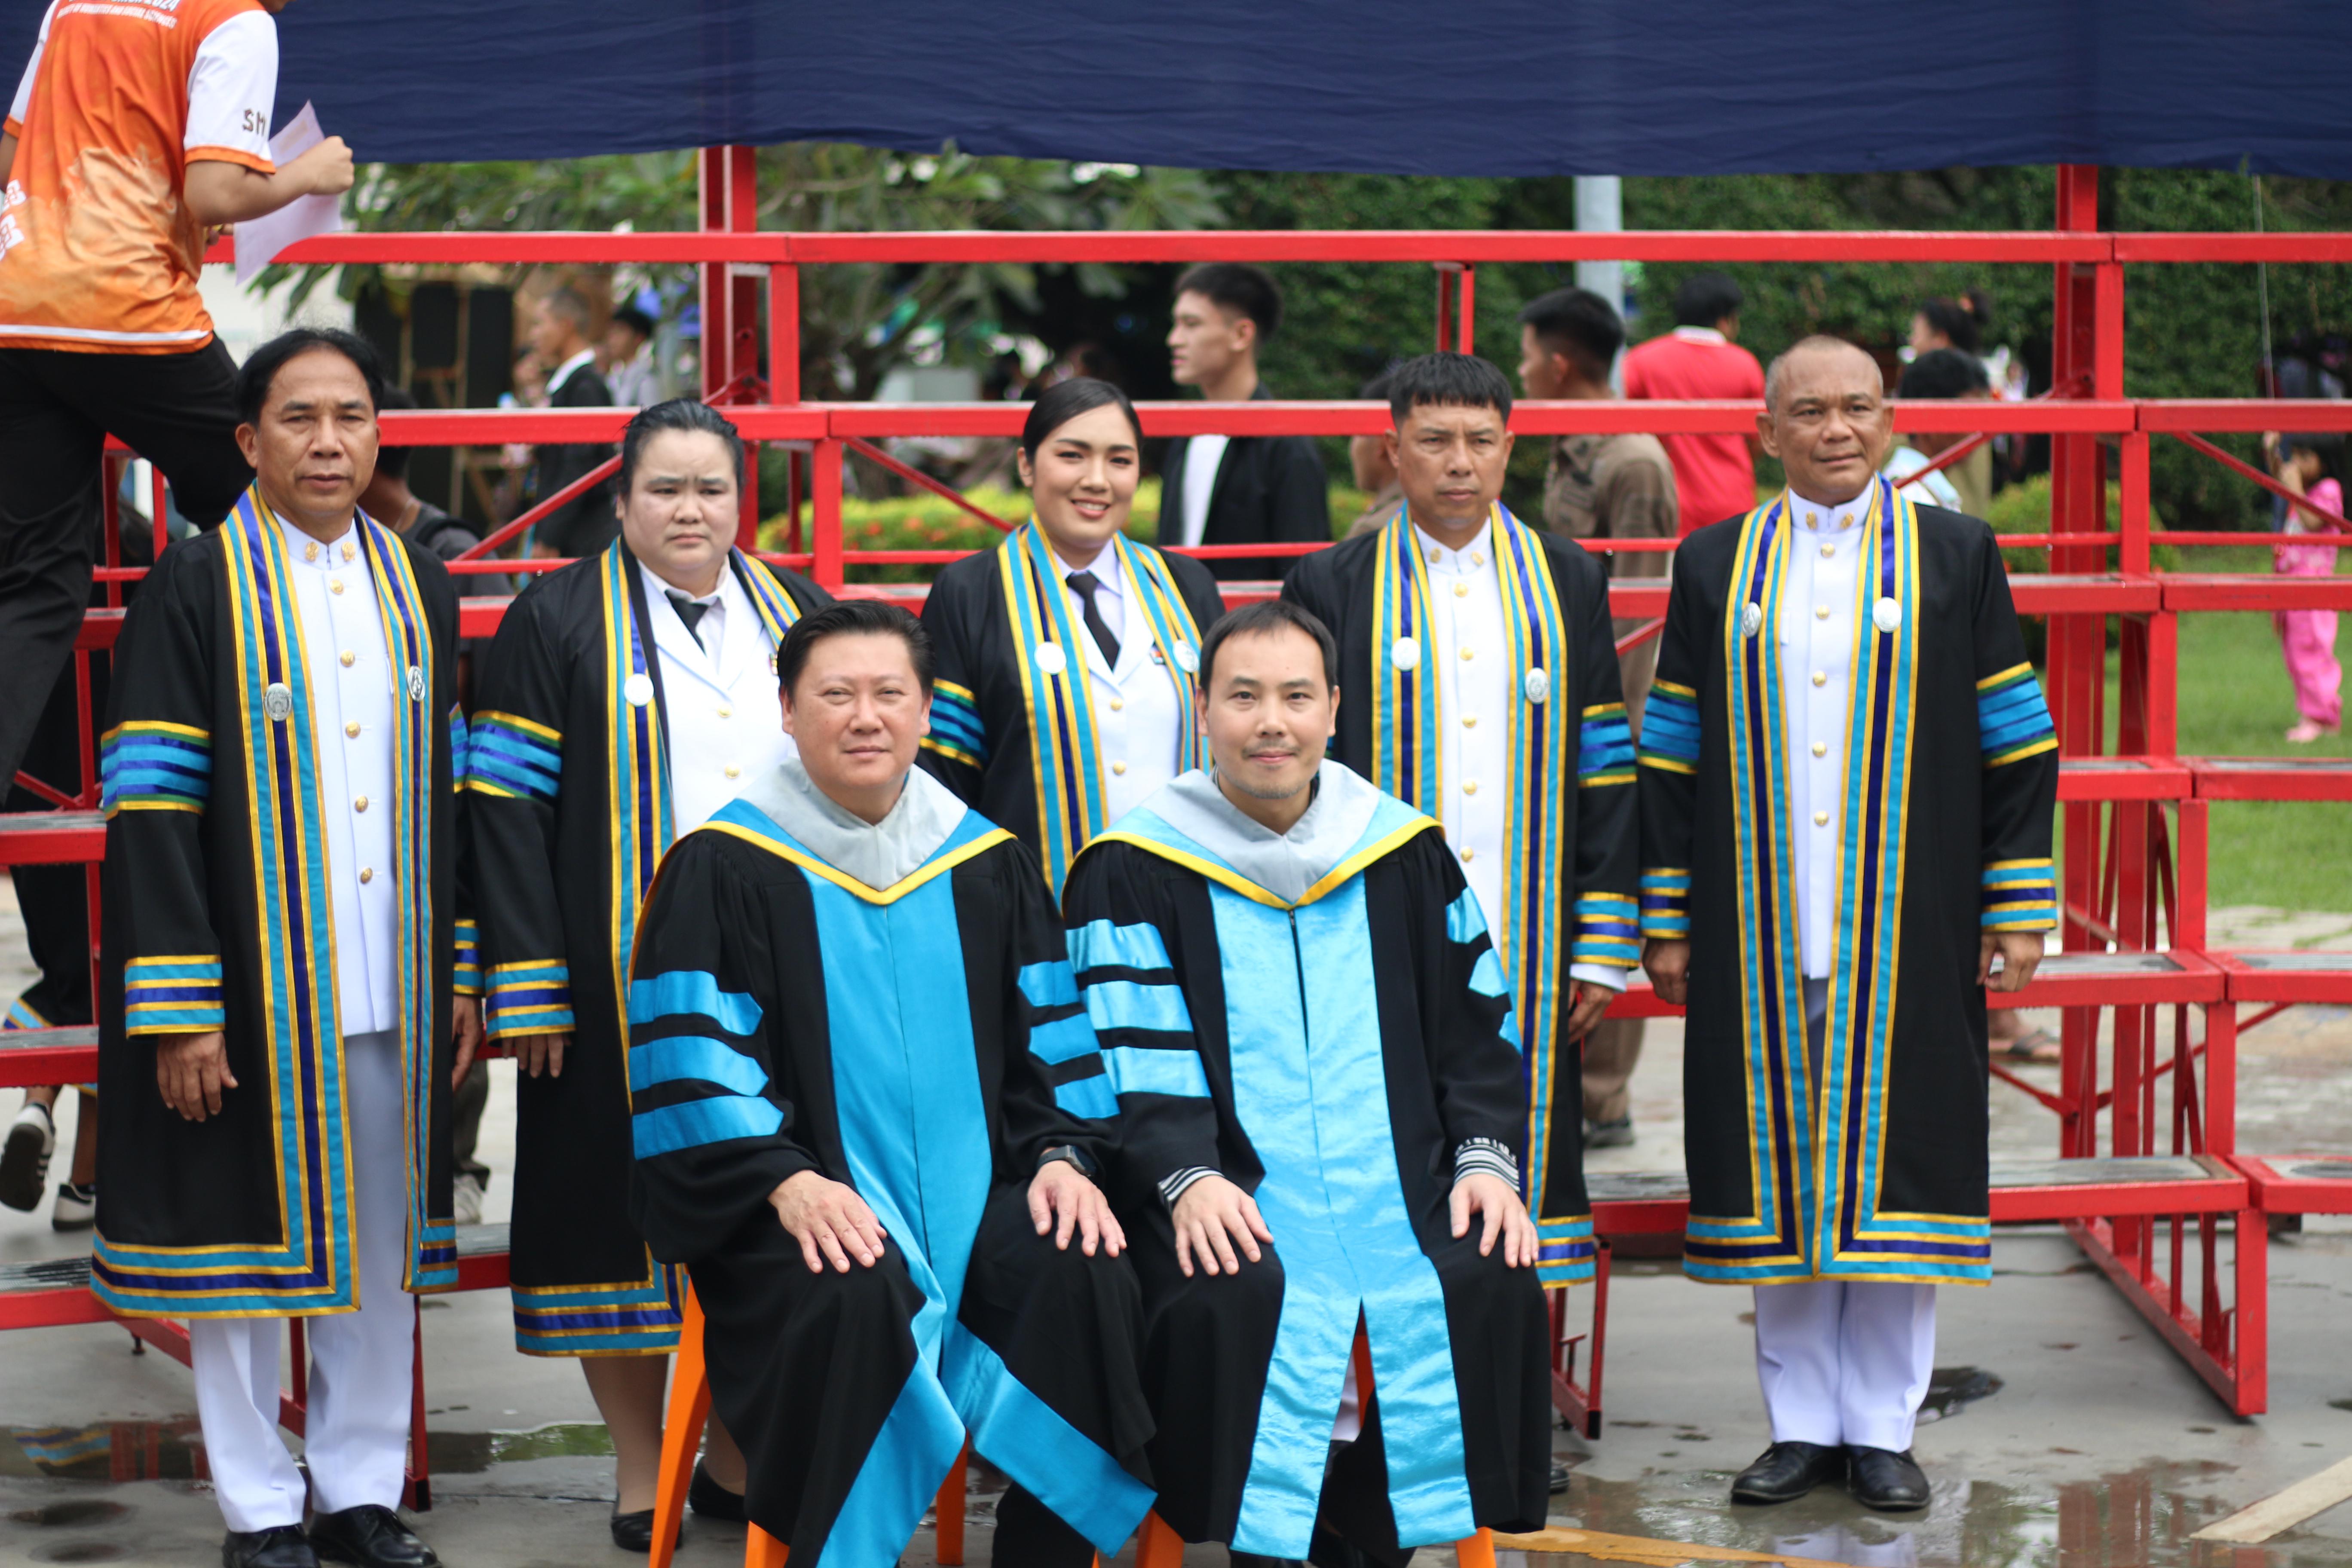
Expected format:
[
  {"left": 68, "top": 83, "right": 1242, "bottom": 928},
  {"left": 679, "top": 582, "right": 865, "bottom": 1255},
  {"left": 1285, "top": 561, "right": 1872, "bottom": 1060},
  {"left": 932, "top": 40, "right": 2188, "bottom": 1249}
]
[
  {"left": 5, "top": 1421, "right": 200, "bottom": 1482},
  {"left": 1537, "top": 1460, "right": 2256, "bottom": 1567},
  {"left": 9, "top": 1501, "right": 126, "bottom": 1527},
  {"left": 424, "top": 1421, "right": 615, "bottom": 1473}
]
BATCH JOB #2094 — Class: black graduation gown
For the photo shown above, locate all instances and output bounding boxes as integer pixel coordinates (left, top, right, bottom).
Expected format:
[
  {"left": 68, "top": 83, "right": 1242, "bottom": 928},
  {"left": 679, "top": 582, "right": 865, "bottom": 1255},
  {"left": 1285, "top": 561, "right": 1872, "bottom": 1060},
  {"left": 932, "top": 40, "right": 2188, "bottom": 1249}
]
[
  {"left": 918, "top": 524, "right": 1224, "bottom": 897},
  {"left": 1283, "top": 508, "right": 1638, "bottom": 1284},
  {"left": 464, "top": 539, "right": 830, "bottom": 1354},
  {"left": 1062, "top": 786, "right": 1550, "bottom": 1559},
  {"left": 626, "top": 798, "right": 1152, "bottom": 1564},
  {"left": 1157, "top": 383, "right": 1334, "bottom": 583},
  {"left": 91, "top": 490, "right": 462, "bottom": 1316},
  {"left": 1638, "top": 484, "right": 2060, "bottom": 1286}
]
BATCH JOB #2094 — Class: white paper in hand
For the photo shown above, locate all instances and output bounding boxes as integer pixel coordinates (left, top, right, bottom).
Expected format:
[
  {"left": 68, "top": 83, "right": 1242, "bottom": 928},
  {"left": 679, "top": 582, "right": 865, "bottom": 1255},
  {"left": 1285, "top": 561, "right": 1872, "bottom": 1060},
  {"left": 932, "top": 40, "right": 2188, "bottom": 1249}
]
[{"left": 233, "top": 102, "right": 342, "bottom": 285}]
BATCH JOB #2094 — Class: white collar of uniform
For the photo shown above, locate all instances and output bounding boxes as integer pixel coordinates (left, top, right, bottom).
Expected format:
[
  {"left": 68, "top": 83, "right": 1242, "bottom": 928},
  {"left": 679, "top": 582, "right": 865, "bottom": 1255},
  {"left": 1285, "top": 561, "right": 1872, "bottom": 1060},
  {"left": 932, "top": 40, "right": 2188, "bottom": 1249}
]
[
  {"left": 1051, "top": 540, "right": 1124, "bottom": 600},
  {"left": 1145, "top": 760, "right": 1382, "bottom": 905},
  {"left": 639, "top": 555, "right": 731, "bottom": 611},
  {"left": 1409, "top": 515, "right": 1494, "bottom": 572},
  {"left": 1790, "top": 485, "right": 1874, "bottom": 535},
  {"left": 1672, "top": 325, "right": 1728, "bottom": 345},
  {"left": 736, "top": 753, "right": 966, "bottom": 891},
  {"left": 545, "top": 346, "right": 599, "bottom": 397},
  {"left": 288, "top": 516, "right": 360, "bottom": 570}
]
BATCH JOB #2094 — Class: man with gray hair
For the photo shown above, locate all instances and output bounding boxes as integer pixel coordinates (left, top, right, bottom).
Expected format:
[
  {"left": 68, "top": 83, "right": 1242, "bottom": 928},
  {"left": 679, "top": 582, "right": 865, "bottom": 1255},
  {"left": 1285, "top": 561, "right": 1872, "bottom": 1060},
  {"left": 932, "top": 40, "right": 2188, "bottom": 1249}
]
[
  {"left": 525, "top": 286, "right": 617, "bottom": 557},
  {"left": 1639, "top": 336, "right": 2057, "bottom": 1513}
]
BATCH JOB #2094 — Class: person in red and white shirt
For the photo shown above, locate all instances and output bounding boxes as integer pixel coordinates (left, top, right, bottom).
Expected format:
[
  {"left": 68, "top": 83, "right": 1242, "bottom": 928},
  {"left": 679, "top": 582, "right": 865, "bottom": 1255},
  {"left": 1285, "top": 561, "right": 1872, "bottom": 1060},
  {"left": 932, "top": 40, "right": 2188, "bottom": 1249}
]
[
  {"left": 0, "top": 0, "right": 352, "bottom": 805},
  {"left": 1621, "top": 271, "right": 1767, "bottom": 536}
]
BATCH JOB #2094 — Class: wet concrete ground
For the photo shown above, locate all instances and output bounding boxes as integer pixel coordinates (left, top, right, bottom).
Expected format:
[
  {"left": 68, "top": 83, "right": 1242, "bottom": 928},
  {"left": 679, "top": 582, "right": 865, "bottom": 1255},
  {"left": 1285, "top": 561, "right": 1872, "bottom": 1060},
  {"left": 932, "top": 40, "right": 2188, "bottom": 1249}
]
[{"left": 7, "top": 888, "right": 2352, "bottom": 1565}]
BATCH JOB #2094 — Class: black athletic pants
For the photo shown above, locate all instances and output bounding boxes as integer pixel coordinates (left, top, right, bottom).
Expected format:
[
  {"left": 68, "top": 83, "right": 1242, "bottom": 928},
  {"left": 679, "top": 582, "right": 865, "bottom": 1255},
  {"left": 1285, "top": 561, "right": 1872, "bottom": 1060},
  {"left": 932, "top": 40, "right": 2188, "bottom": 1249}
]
[{"left": 0, "top": 342, "right": 251, "bottom": 794}]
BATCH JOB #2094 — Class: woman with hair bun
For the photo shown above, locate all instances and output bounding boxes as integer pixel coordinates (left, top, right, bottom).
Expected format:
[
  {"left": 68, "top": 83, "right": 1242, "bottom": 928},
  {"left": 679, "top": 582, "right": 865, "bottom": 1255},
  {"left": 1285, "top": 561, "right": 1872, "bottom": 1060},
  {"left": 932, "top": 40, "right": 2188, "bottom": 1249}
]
[{"left": 918, "top": 378, "right": 1226, "bottom": 895}]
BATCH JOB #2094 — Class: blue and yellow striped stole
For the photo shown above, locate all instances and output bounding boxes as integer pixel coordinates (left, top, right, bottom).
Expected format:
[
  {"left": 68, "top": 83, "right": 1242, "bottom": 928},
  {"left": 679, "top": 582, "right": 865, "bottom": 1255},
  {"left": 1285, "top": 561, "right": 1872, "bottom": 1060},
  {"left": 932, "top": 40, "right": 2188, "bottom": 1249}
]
[{"left": 994, "top": 523, "right": 1205, "bottom": 896}]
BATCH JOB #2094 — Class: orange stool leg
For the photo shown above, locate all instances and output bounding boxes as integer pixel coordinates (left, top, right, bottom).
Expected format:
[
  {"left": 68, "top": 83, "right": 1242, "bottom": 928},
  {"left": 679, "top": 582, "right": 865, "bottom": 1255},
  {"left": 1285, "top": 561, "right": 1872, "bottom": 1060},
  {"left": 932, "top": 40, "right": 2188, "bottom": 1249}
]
[
  {"left": 935, "top": 1440, "right": 968, "bottom": 1565},
  {"left": 1454, "top": 1526, "right": 1497, "bottom": 1568},
  {"left": 745, "top": 1522, "right": 788, "bottom": 1567},
  {"left": 650, "top": 1285, "right": 712, "bottom": 1568},
  {"left": 1135, "top": 1510, "right": 1185, "bottom": 1568}
]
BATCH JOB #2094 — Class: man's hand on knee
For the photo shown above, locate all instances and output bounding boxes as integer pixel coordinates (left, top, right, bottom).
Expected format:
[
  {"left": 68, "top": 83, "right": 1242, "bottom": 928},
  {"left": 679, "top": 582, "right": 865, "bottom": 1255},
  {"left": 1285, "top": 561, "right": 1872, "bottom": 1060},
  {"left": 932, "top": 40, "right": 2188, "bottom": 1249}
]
[
  {"left": 1028, "top": 1160, "right": 1125, "bottom": 1258},
  {"left": 769, "top": 1171, "right": 888, "bottom": 1274},
  {"left": 1449, "top": 1172, "right": 1539, "bottom": 1269},
  {"left": 1169, "top": 1174, "right": 1272, "bottom": 1279}
]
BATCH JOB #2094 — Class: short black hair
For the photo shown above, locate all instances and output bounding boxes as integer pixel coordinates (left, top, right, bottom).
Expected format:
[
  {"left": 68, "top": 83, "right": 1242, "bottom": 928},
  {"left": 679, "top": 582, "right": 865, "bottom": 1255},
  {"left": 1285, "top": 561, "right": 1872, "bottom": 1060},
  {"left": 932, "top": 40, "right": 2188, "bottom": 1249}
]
[
  {"left": 1897, "top": 347, "right": 1990, "bottom": 401},
  {"left": 1672, "top": 272, "right": 1743, "bottom": 330},
  {"left": 2282, "top": 431, "right": 2346, "bottom": 482},
  {"left": 1914, "top": 291, "right": 1989, "bottom": 356},
  {"left": 235, "top": 328, "right": 387, "bottom": 427},
  {"left": 619, "top": 398, "right": 745, "bottom": 493},
  {"left": 612, "top": 305, "right": 655, "bottom": 339},
  {"left": 1385, "top": 351, "right": 1513, "bottom": 426},
  {"left": 1519, "top": 286, "right": 1624, "bottom": 386},
  {"left": 1174, "top": 262, "right": 1283, "bottom": 341},
  {"left": 1200, "top": 600, "right": 1339, "bottom": 692},
  {"left": 1020, "top": 377, "right": 1143, "bottom": 459},
  {"left": 373, "top": 385, "right": 418, "bottom": 480},
  {"left": 777, "top": 599, "right": 935, "bottom": 699}
]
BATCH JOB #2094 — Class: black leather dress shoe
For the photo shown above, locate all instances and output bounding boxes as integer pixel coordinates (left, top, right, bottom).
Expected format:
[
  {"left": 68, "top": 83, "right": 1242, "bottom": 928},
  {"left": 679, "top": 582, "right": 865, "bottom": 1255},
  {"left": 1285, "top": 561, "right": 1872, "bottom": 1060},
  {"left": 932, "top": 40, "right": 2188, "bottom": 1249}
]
[
  {"left": 1730, "top": 1440, "right": 1845, "bottom": 1504},
  {"left": 608, "top": 1507, "right": 655, "bottom": 1552},
  {"left": 308, "top": 1506, "right": 438, "bottom": 1568},
  {"left": 688, "top": 1461, "right": 747, "bottom": 1522},
  {"left": 223, "top": 1526, "right": 318, "bottom": 1568},
  {"left": 1845, "top": 1445, "right": 1931, "bottom": 1511}
]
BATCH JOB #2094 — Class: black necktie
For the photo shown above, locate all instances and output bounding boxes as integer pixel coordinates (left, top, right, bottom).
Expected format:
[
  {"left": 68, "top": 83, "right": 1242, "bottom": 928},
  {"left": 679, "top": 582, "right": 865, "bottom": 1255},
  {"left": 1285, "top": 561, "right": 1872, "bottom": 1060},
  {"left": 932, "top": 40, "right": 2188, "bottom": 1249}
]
[
  {"left": 1065, "top": 570, "right": 1120, "bottom": 667},
  {"left": 666, "top": 590, "right": 710, "bottom": 650}
]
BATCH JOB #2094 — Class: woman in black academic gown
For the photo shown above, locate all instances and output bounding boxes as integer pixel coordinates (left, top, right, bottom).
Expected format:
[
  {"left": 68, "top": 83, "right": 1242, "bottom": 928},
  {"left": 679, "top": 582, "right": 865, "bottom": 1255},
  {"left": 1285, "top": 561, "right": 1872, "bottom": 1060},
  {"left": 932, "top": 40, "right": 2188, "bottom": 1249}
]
[{"left": 919, "top": 379, "right": 1225, "bottom": 898}]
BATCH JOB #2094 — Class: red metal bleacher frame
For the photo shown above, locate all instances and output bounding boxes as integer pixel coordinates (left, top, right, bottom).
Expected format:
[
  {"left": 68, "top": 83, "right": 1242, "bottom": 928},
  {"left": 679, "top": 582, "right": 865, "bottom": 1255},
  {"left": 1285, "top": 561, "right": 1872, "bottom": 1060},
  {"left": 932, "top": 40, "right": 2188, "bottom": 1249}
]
[{"left": 6, "top": 159, "right": 2351, "bottom": 1479}]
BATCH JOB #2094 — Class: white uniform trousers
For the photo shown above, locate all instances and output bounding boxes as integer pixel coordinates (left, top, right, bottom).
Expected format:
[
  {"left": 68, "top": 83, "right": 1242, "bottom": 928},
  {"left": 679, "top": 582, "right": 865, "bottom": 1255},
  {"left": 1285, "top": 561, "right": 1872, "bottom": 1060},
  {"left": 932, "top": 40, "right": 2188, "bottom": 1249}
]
[
  {"left": 191, "top": 1029, "right": 415, "bottom": 1532},
  {"left": 1752, "top": 1278, "right": 1936, "bottom": 1453}
]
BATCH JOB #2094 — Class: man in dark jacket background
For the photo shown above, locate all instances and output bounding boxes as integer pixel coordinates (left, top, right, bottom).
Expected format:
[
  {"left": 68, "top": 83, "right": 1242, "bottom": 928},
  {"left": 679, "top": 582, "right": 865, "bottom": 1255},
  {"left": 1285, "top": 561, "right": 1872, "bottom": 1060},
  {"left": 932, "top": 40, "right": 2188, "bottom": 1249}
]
[{"left": 1159, "top": 263, "right": 1331, "bottom": 581}]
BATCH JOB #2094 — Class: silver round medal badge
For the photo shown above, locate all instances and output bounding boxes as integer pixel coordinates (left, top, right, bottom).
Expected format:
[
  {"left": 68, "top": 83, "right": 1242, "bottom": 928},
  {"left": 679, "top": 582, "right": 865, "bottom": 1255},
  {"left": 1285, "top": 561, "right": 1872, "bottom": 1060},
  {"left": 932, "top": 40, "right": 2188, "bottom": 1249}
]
[
  {"left": 263, "top": 683, "right": 293, "bottom": 722},
  {"left": 1171, "top": 641, "right": 1199, "bottom": 674},
  {"left": 1740, "top": 603, "right": 1764, "bottom": 638},
  {"left": 1390, "top": 637, "right": 1421, "bottom": 671},
  {"left": 623, "top": 673, "right": 655, "bottom": 707},
  {"left": 1035, "top": 642, "right": 1068, "bottom": 677},
  {"left": 1522, "top": 668, "right": 1551, "bottom": 704},
  {"left": 1872, "top": 597, "right": 1903, "bottom": 633},
  {"left": 406, "top": 666, "right": 426, "bottom": 701}
]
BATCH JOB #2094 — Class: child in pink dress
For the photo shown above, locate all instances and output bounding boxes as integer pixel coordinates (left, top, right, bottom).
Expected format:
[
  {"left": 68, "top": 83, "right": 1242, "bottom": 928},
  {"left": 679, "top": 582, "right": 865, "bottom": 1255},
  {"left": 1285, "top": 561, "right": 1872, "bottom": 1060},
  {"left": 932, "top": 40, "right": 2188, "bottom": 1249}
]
[{"left": 2268, "top": 432, "right": 2344, "bottom": 743}]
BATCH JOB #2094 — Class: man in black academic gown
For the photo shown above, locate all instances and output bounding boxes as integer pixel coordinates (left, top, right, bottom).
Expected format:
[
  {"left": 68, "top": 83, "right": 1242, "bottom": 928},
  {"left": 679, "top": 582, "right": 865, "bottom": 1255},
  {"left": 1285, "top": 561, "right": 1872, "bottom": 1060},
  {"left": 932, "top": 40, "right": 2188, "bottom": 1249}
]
[
  {"left": 1640, "top": 337, "right": 2058, "bottom": 1511},
  {"left": 628, "top": 600, "right": 1153, "bottom": 1567},
  {"left": 1283, "top": 352, "right": 1639, "bottom": 1289},
  {"left": 1064, "top": 600, "right": 1552, "bottom": 1566},
  {"left": 93, "top": 329, "right": 471, "bottom": 1568}
]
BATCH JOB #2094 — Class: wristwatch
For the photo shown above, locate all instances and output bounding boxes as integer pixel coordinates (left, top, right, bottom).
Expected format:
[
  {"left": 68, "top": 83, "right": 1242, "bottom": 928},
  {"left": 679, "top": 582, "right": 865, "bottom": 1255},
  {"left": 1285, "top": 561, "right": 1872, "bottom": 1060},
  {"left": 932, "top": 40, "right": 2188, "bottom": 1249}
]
[{"left": 1037, "top": 1144, "right": 1101, "bottom": 1182}]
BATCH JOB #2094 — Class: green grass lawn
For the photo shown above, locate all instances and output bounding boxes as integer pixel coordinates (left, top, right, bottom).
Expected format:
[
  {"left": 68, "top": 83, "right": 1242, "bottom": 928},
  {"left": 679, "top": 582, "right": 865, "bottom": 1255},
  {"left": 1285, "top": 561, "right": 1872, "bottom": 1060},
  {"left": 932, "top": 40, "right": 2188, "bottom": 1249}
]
[{"left": 2105, "top": 570, "right": 2352, "bottom": 912}]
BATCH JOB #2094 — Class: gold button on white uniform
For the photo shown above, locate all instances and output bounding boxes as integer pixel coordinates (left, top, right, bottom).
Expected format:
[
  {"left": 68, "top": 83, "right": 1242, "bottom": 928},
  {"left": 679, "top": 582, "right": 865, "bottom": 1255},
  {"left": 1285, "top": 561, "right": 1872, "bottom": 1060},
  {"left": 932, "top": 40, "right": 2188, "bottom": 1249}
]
[
  {"left": 717, "top": 705, "right": 732, "bottom": 719},
  {"left": 1812, "top": 741, "right": 1828, "bottom": 757},
  {"left": 1461, "top": 714, "right": 1477, "bottom": 729},
  {"left": 345, "top": 721, "right": 361, "bottom": 738},
  {"left": 330, "top": 579, "right": 345, "bottom": 596},
  {"left": 353, "top": 796, "right": 368, "bottom": 813},
  {"left": 1811, "top": 671, "right": 1827, "bottom": 687},
  {"left": 1813, "top": 811, "right": 1829, "bottom": 827},
  {"left": 723, "top": 764, "right": 741, "bottom": 779},
  {"left": 1462, "top": 780, "right": 1478, "bottom": 796},
  {"left": 1814, "top": 605, "right": 1829, "bottom": 620},
  {"left": 341, "top": 542, "right": 355, "bottom": 563},
  {"left": 1427, "top": 548, "right": 1439, "bottom": 564},
  {"left": 303, "top": 542, "right": 319, "bottom": 562},
  {"left": 340, "top": 651, "right": 355, "bottom": 668},
  {"left": 1460, "top": 846, "right": 1475, "bottom": 863},
  {"left": 1109, "top": 698, "right": 1124, "bottom": 712},
  {"left": 1471, "top": 552, "right": 1485, "bottom": 567},
  {"left": 1460, "top": 646, "right": 1475, "bottom": 662},
  {"left": 1452, "top": 581, "right": 1470, "bottom": 598},
  {"left": 1820, "top": 544, "right": 1835, "bottom": 558},
  {"left": 358, "top": 867, "right": 375, "bottom": 884},
  {"left": 1112, "top": 761, "right": 1128, "bottom": 776}
]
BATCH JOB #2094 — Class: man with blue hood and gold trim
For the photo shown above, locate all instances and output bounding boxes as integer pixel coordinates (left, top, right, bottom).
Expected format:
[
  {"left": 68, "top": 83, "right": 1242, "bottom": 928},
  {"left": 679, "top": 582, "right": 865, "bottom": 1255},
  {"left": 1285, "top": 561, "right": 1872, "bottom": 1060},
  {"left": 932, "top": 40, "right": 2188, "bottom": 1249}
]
[
  {"left": 463, "top": 399, "right": 831, "bottom": 1545},
  {"left": 1639, "top": 336, "right": 2058, "bottom": 1513},
  {"left": 627, "top": 599, "right": 1151, "bottom": 1566},
  {"left": 1283, "top": 352, "right": 1639, "bottom": 1290},
  {"left": 1063, "top": 599, "right": 1552, "bottom": 1566},
  {"left": 93, "top": 329, "right": 471, "bottom": 1568}
]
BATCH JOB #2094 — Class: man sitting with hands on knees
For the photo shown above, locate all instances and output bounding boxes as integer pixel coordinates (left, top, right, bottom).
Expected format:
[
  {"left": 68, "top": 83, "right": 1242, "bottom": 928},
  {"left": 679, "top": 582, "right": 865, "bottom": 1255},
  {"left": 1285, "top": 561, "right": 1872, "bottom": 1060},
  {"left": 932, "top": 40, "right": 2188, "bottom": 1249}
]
[
  {"left": 1063, "top": 600, "right": 1553, "bottom": 1568},
  {"left": 626, "top": 599, "right": 1153, "bottom": 1568}
]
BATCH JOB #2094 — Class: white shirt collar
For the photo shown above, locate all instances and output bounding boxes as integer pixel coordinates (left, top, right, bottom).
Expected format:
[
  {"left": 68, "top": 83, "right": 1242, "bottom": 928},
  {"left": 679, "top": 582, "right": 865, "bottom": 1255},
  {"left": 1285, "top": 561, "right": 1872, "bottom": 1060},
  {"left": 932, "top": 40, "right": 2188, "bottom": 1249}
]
[
  {"left": 288, "top": 518, "right": 358, "bottom": 568},
  {"left": 1052, "top": 542, "right": 1124, "bottom": 598},
  {"left": 1790, "top": 485, "right": 1876, "bottom": 535},
  {"left": 546, "top": 346, "right": 599, "bottom": 396},
  {"left": 1410, "top": 515, "right": 1494, "bottom": 570},
  {"left": 639, "top": 557, "right": 729, "bottom": 608},
  {"left": 1671, "top": 325, "right": 1728, "bottom": 345}
]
